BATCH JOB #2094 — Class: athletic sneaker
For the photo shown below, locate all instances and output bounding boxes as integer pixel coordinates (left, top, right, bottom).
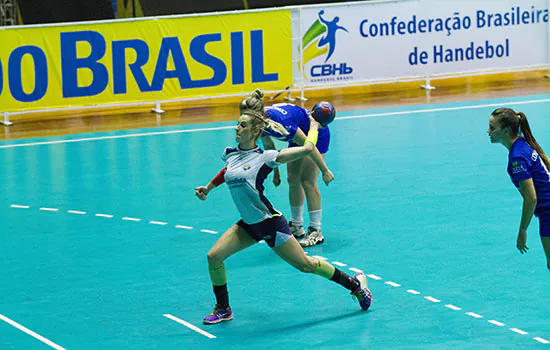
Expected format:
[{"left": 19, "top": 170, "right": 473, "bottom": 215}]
[
  {"left": 289, "top": 221, "right": 305, "bottom": 238},
  {"left": 351, "top": 273, "right": 372, "bottom": 311},
  {"left": 299, "top": 227, "right": 325, "bottom": 247},
  {"left": 203, "top": 305, "right": 233, "bottom": 324}
]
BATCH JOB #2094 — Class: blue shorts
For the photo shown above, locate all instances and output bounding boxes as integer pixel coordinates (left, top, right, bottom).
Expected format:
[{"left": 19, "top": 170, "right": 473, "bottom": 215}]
[
  {"left": 237, "top": 215, "right": 292, "bottom": 248},
  {"left": 537, "top": 207, "right": 550, "bottom": 237},
  {"left": 289, "top": 126, "right": 330, "bottom": 154}
]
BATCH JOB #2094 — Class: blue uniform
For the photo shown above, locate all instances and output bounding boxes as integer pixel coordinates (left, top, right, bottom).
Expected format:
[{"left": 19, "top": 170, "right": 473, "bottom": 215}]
[
  {"left": 508, "top": 138, "right": 550, "bottom": 236},
  {"left": 262, "top": 103, "right": 331, "bottom": 154}
]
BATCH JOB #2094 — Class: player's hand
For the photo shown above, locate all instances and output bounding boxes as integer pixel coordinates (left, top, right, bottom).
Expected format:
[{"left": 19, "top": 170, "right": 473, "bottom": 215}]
[
  {"left": 322, "top": 169, "right": 334, "bottom": 186},
  {"left": 516, "top": 229, "right": 528, "bottom": 254},
  {"left": 273, "top": 168, "right": 281, "bottom": 187},
  {"left": 308, "top": 114, "right": 319, "bottom": 130},
  {"left": 195, "top": 186, "right": 210, "bottom": 200}
]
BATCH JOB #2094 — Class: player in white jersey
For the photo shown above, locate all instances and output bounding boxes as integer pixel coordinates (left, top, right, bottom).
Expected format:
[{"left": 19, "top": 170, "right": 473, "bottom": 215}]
[
  {"left": 240, "top": 89, "right": 335, "bottom": 247},
  {"left": 195, "top": 109, "right": 372, "bottom": 324}
]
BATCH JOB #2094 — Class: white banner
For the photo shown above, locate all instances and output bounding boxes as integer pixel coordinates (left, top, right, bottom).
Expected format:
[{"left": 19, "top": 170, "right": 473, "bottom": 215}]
[{"left": 293, "top": 0, "right": 549, "bottom": 86}]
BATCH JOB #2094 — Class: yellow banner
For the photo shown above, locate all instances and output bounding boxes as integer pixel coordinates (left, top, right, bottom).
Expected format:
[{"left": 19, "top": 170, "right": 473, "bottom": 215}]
[{"left": 0, "top": 11, "right": 292, "bottom": 112}]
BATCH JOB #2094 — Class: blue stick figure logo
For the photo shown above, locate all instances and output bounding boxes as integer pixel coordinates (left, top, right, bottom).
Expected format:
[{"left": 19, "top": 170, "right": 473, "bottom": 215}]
[
  {"left": 299, "top": 10, "right": 349, "bottom": 71},
  {"left": 317, "top": 10, "right": 348, "bottom": 62}
]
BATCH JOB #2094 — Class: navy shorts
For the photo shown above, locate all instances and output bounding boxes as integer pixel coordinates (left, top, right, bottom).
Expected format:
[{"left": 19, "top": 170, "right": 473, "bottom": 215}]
[
  {"left": 537, "top": 207, "right": 550, "bottom": 237},
  {"left": 289, "top": 126, "right": 330, "bottom": 154},
  {"left": 237, "top": 215, "right": 292, "bottom": 248}
]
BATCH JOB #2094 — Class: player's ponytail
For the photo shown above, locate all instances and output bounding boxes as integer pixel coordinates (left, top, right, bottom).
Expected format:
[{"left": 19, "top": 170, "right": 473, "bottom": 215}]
[
  {"left": 518, "top": 112, "right": 550, "bottom": 169},
  {"left": 242, "top": 109, "right": 289, "bottom": 139}
]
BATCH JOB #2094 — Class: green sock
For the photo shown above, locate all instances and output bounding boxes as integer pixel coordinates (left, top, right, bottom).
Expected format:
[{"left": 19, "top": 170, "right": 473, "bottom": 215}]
[
  {"left": 314, "top": 259, "right": 335, "bottom": 279},
  {"left": 209, "top": 263, "right": 227, "bottom": 286}
]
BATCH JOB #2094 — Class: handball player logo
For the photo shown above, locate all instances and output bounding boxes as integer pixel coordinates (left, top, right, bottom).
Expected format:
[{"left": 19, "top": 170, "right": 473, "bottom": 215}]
[{"left": 300, "top": 10, "right": 352, "bottom": 80}]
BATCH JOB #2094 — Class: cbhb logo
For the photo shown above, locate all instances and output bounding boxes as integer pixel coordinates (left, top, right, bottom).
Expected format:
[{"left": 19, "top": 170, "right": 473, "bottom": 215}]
[{"left": 300, "top": 10, "right": 352, "bottom": 80}]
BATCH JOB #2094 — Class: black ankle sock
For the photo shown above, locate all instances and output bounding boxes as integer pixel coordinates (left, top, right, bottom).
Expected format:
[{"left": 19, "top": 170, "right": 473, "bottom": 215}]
[
  {"left": 213, "top": 284, "right": 229, "bottom": 308},
  {"left": 330, "top": 268, "right": 360, "bottom": 292}
]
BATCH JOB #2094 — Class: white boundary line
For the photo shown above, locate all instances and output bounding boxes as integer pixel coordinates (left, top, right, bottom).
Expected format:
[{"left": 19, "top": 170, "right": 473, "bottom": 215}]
[
  {"left": 444, "top": 304, "right": 461, "bottom": 311},
  {"left": 0, "top": 314, "right": 66, "bottom": 350},
  {"left": 424, "top": 296, "right": 441, "bottom": 303},
  {"left": 0, "top": 125, "right": 235, "bottom": 149},
  {"left": 67, "top": 210, "right": 86, "bottom": 215},
  {"left": 2, "top": 97, "right": 550, "bottom": 149},
  {"left": 163, "top": 314, "right": 216, "bottom": 339},
  {"left": 39, "top": 207, "right": 59, "bottom": 212},
  {"left": 385, "top": 281, "right": 401, "bottom": 287},
  {"left": 534, "top": 337, "right": 550, "bottom": 344},
  {"left": 510, "top": 328, "right": 528, "bottom": 335},
  {"left": 7, "top": 200, "right": 550, "bottom": 344},
  {"left": 200, "top": 229, "right": 218, "bottom": 234}
]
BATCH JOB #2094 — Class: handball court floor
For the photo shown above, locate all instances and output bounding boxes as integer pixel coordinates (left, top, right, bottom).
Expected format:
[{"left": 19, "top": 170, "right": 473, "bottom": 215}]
[{"left": 1, "top": 73, "right": 549, "bottom": 349}]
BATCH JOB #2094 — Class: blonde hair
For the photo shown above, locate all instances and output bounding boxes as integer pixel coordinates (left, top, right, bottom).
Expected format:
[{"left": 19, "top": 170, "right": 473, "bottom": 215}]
[
  {"left": 240, "top": 89, "right": 265, "bottom": 113},
  {"left": 241, "top": 109, "right": 289, "bottom": 139}
]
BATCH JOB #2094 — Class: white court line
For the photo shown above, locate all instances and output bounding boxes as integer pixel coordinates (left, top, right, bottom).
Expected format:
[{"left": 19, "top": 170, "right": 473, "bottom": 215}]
[
  {"left": 349, "top": 268, "right": 363, "bottom": 274},
  {"left": 163, "top": 314, "right": 216, "bottom": 339},
  {"left": 3, "top": 97, "right": 550, "bottom": 149},
  {"left": 407, "top": 289, "right": 421, "bottom": 295},
  {"left": 337, "top": 97, "right": 550, "bottom": 122},
  {"left": 488, "top": 320, "right": 505, "bottom": 327},
  {"left": 95, "top": 213, "right": 113, "bottom": 218},
  {"left": 122, "top": 217, "right": 141, "bottom": 222},
  {"left": 175, "top": 225, "right": 193, "bottom": 230},
  {"left": 200, "top": 229, "right": 218, "bottom": 234},
  {"left": 424, "top": 296, "right": 440, "bottom": 303},
  {"left": 0, "top": 125, "right": 235, "bottom": 149},
  {"left": 534, "top": 337, "right": 550, "bottom": 344},
  {"left": 445, "top": 304, "right": 461, "bottom": 311},
  {"left": 510, "top": 328, "right": 528, "bottom": 335},
  {"left": 40, "top": 207, "right": 59, "bottom": 212},
  {"left": 332, "top": 261, "right": 347, "bottom": 267},
  {"left": 367, "top": 274, "right": 382, "bottom": 280},
  {"left": 0, "top": 314, "right": 66, "bottom": 350},
  {"left": 466, "top": 312, "right": 483, "bottom": 319},
  {"left": 385, "top": 281, "right": 401, "bottom": 287},
  {"left": 68, "top": 210, "right": 86, "bottom": 215},
  {"left": 10, "top": 204, "right": 29, "bottom": 209},
  {"left": 149, "top": 221, "right": 168, "bottom": 225}
]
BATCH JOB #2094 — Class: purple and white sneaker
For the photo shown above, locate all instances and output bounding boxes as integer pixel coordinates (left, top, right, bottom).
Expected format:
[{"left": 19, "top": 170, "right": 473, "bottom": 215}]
[
  {"left": 203, "top": 305, "right": 233, "bottom": 325},
  {"left": 351, "top": 273, "right": 372, "bottom": 311}
]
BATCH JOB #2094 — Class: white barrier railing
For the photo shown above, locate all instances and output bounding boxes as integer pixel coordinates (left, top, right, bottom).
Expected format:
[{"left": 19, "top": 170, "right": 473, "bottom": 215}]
[{"left": 1, "top": 0, "right": 548, "bottom": 125}]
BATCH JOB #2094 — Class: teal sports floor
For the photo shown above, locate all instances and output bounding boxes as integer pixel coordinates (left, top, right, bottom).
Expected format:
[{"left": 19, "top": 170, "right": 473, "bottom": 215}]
[{"left": 0, "top": 94, "right": 549, "bottom": 349}]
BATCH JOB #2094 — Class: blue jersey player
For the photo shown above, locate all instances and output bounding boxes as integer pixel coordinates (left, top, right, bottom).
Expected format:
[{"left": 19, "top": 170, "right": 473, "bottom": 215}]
[
  {"left": 240, "top": 89, "right": 336, "bottom": 247},
  {"left": 488, "top": 108, "right": 550, "bottom": 271},
  {"left": 195, "top": 109, "right": 372, "bottom": 324}
]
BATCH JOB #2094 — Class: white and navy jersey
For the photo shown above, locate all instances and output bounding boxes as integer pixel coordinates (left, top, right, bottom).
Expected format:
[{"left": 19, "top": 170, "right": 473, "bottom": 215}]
[
  {"left": 222, "top": 146, "right": 282, "bottom": 224},
  {"left": 508, "top": 138, "right": 550, "bottom": 215}
]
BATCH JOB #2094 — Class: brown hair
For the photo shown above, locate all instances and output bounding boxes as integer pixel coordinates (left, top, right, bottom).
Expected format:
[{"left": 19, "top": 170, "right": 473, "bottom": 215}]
[
  {"left": 491, "top": 107, "right": 550, "bottom": 169},
  {"left": 240, "top": 89, "right": 265, "bottom": 114}
]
